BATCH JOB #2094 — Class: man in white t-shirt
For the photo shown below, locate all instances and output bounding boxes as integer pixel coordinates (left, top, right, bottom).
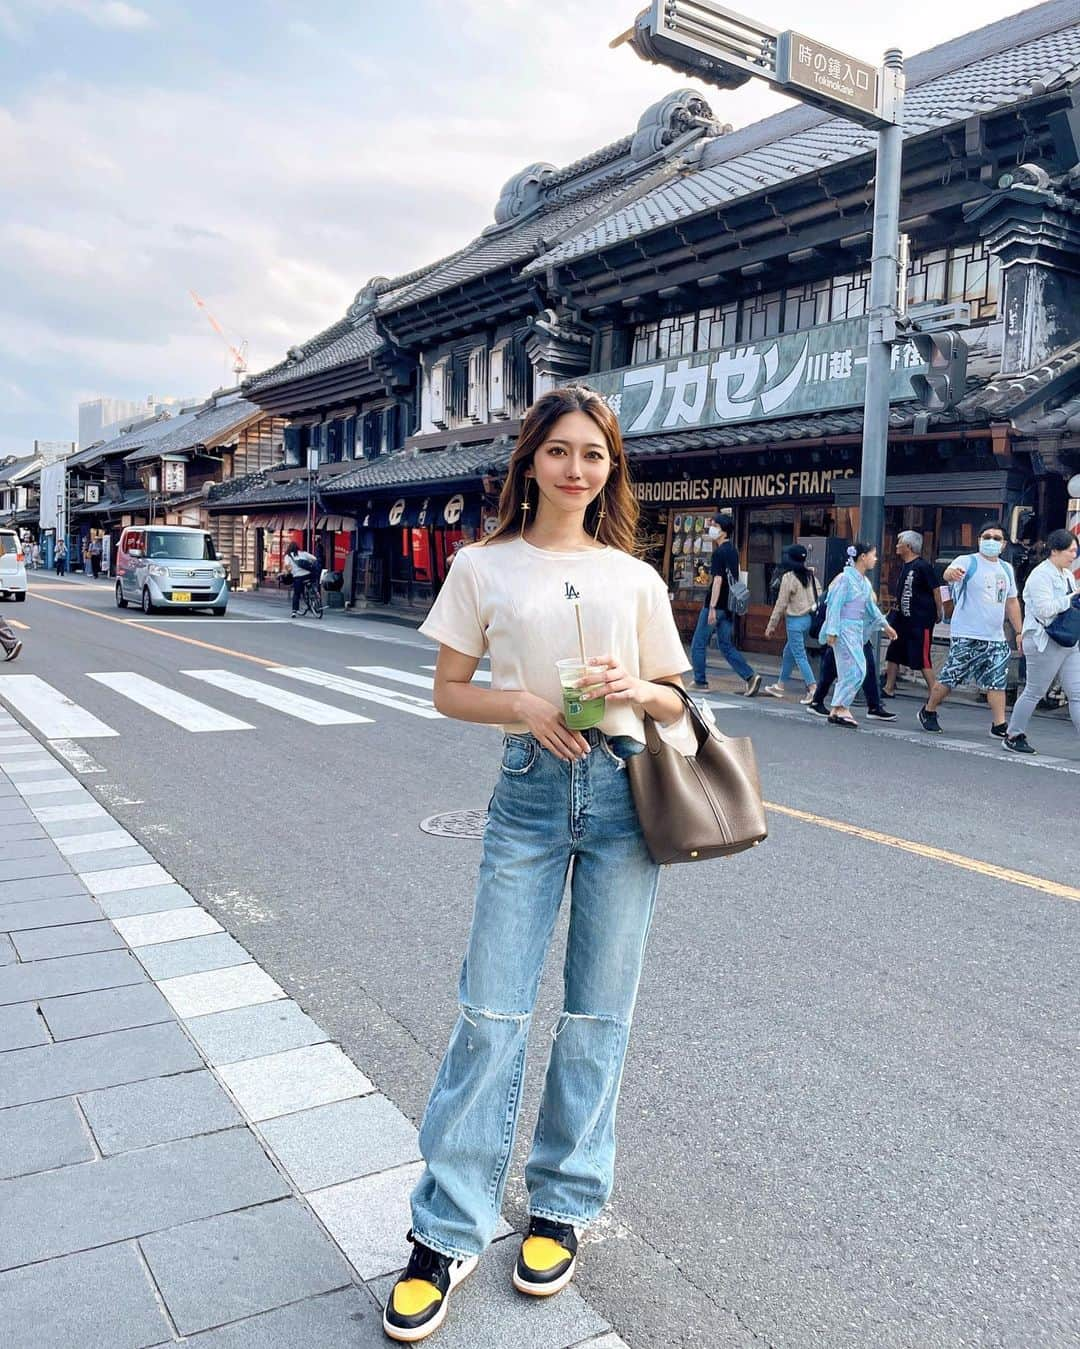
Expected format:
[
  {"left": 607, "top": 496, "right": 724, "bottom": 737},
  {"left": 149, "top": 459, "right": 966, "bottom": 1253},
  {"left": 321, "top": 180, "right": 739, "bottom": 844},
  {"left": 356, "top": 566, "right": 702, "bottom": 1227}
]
[{"left": 918, "top": 521, "right": 1022, "bottom": 737}]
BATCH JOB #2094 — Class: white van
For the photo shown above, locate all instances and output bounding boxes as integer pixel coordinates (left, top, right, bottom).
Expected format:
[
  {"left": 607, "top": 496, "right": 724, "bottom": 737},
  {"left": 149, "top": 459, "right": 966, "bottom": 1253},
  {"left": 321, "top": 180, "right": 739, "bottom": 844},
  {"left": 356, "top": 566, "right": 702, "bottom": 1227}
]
[
  {"left": 115, "top": 525, "right": 228, "bottom": 615},
  {"left": 0, "top": 529, "right": 28, "bottom": 602}
]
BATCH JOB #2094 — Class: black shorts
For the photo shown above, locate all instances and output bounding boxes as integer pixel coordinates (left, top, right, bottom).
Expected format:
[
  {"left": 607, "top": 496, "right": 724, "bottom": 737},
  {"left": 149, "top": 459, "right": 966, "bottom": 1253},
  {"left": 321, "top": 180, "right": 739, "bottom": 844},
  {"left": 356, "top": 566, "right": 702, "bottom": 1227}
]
[{"left": 886, "top": 624, "right": 933, "bottom": 671}]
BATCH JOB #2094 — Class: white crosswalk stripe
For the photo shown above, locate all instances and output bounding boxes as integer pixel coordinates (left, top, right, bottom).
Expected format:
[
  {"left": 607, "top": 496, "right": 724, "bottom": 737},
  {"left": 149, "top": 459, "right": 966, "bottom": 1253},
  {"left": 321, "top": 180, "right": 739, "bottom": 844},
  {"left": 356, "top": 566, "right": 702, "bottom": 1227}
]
[
  {"left": 0, "top": 674, "right": 118, "bottom": 739},
  {"left": 421, "top": 664, "right": 491, "bottom": 683},
  {"left": 87, "top": 673, "right": 253, "bottom": 733},
  {"left": 183, "top": 669, "right": 373, "bottom": 725},
  {"left": 271, "top": 667, "right": 443, "bottom": 719}
]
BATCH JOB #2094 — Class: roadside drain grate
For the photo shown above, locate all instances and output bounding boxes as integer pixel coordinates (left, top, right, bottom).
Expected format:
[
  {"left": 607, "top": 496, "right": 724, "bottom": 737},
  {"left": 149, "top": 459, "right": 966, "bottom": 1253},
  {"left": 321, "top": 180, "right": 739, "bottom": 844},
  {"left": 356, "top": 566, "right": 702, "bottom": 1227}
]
[{"left": 420, "top": 810, "right": 488, "bottom": 839}]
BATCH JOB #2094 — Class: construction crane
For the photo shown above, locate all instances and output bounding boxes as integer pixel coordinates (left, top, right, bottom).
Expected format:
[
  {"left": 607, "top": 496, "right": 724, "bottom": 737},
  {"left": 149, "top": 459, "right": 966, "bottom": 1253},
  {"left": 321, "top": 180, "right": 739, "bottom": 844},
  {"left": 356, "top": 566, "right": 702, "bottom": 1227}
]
[{"left": 189, "top": 290, "right": 249, "bottom": 379}]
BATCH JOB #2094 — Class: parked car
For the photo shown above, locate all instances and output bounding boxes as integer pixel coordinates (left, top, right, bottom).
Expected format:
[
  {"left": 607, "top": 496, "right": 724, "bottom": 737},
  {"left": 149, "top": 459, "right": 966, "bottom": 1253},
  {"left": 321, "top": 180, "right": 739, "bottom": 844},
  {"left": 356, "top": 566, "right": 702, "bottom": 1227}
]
[
  {"left": 115, "top": 525, "right": 228, "bottom": 615},
  {"left": 0, "top": 529, "right": 28, "bottom": 602}
]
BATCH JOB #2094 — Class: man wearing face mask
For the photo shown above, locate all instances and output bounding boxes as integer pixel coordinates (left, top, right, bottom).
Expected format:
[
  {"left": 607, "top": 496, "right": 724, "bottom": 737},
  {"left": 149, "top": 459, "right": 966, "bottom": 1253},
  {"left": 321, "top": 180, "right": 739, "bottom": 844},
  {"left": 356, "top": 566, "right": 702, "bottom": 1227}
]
[
  {"left": 691, "top": 512, "right": 761, "bottom": 696},
  {"left": 918, "top": 522, "right": 1022, "bottom": 737}
]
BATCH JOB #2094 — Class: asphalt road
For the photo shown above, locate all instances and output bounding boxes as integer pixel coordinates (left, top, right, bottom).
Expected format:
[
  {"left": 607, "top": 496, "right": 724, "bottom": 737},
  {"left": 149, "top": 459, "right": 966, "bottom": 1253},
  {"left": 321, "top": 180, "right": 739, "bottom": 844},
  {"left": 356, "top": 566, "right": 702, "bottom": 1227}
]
[{"left": 5, "top": 575, "right": 1079, "bottom": 1348}]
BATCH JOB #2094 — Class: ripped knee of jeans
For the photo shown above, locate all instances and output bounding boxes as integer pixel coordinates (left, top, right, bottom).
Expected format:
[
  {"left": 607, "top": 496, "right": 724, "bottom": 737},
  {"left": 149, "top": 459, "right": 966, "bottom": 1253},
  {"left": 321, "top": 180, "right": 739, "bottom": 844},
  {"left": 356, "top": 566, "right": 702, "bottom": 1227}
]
[
  {"left": 549, "top": 1010, "right": 626, "bottom": 1041},
  {"left": 459, "top": 1003, "right": 530, "bottom": 1029}
]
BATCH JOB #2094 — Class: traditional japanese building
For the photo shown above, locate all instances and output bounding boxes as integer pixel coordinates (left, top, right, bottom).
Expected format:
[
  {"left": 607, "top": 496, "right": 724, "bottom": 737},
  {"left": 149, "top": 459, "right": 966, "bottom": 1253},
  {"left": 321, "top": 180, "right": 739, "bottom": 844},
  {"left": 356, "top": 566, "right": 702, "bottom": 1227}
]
[
  {"left": 519, "top": 0, "right": 1080, "bottom": 646},
  {"left": 230, "top": 0, "right": 1080, "bottom": 642}
]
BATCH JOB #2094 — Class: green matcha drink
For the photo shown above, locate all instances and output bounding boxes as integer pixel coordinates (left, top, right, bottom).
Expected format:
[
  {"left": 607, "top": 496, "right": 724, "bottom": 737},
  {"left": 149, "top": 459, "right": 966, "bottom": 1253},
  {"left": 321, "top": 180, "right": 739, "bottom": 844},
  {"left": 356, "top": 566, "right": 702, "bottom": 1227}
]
[{"left": 555, "top": 658, "right": 605, "bottom": 731}]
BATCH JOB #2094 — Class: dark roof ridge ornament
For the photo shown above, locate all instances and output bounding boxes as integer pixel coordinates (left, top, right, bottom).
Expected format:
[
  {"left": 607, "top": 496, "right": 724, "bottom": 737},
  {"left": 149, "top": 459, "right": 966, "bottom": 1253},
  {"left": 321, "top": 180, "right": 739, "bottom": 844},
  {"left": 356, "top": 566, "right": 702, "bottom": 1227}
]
[
  {"left": 494, "top": 162, "right": 559, "bottom": 225},
  {"left": 631, "top": 88, "right": 723, "bottom": 161},
  {"left": 346, "top": 275, "right": 392, "bottom": 322}
]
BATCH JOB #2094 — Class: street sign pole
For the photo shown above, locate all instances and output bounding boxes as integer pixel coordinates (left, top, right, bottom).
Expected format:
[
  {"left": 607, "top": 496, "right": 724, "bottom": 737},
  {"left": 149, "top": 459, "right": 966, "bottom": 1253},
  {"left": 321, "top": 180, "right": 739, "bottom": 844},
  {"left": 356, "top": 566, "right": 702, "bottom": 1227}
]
[
  {"left": 858, "top": 49, "right": 905, "bottom": 579},
  {"left": 617, "top": 3, "right": 905, "bottom": 583}
]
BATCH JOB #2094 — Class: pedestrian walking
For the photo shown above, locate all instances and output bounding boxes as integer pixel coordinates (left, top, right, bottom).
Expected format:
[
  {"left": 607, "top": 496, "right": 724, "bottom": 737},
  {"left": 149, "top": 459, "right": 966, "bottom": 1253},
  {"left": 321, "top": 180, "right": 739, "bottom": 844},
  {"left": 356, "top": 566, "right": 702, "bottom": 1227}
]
[
  {"left": 89, "top": 537, "right": 103, "bottom": 579},
  {"left": 1001, "top": 529, "right": 1080, "bottom": 754},
  {"left": 690, "top": 511, "right": 761, "bottom": 696},
  {"left": 383, "top": 386, "right": 693, "bottom": 1344},
  {"left": 807, "top": 632, "right": 896, "bottom": 720},
  {"left": 31, "top": 541, "right": 41, "bottom": 570},
  {"left": 919, "top": 522, "right": 1021, "bottom": 738},
  {"left": 762, "top": 543, "right": 818, "bottom": 702},
  {"left": 54, "top": 539, "right": 67, "bottom": 576},
  {"left": 820, "top": 542, "right": 896, "bottom": 729},
  {"left": 0, "top": 614, "right": 22, "bottom": 662},
  {"left": 882, "top": 530, "right": 942, "bottom": 697}
]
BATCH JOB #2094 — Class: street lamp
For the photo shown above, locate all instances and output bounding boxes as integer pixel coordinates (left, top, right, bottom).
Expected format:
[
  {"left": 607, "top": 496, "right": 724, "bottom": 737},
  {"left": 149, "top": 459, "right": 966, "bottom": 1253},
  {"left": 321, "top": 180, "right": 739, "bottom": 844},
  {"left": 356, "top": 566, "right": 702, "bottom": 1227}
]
[{"left": 616, "top": 0, "right": 906, "bottom": 574}]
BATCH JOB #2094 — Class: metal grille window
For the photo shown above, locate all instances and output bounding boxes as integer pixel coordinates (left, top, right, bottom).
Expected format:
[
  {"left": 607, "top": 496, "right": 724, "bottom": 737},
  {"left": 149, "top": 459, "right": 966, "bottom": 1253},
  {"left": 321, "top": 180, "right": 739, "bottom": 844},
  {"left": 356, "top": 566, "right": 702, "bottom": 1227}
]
[{"left": 631, "top": 239, "right": 998, "bottom": 363}]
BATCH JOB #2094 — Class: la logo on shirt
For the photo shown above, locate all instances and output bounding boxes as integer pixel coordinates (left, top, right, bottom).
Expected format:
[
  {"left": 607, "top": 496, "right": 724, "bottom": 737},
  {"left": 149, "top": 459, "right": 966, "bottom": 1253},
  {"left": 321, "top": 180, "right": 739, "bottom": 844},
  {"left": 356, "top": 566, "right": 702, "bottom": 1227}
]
[{"left": 564, "top": 582, "right": 581, "bottom": 600}]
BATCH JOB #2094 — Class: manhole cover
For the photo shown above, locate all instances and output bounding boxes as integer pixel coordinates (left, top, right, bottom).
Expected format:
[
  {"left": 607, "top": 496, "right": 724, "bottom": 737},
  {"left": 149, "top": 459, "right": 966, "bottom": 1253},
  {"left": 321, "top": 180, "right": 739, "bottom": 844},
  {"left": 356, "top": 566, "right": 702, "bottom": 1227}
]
[{"left": 420, "top": 810, "right": 488, "bottom": 839}]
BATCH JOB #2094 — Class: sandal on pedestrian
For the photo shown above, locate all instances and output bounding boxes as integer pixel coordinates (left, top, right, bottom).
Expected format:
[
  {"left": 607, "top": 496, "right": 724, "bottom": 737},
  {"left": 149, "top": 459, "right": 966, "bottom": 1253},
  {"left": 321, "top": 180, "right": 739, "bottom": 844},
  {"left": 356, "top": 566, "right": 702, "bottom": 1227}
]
[{"left": 827, "top": 714, "right": 859, "bottom": 729}]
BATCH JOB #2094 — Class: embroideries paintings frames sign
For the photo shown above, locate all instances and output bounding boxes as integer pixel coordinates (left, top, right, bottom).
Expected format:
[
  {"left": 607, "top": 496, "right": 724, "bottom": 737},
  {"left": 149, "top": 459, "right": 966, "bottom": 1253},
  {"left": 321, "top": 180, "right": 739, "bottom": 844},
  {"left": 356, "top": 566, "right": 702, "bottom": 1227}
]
[{"left": 587, "top": 316, "right": 926, "bottom": 439}]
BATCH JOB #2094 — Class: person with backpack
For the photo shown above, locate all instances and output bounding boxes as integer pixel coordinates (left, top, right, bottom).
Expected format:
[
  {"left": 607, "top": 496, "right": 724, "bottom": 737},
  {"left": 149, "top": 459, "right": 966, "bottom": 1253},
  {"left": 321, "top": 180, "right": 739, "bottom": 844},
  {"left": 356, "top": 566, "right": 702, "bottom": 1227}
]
[
  {"left": 919, "top": 522, "right": 1022, "bottom": 737},
  {"left": 690, "top": 511, "right": 761, "bottom": 697},
  {"left": 1001, "top": 529, "right": 1080, "bottom": 754},
  {"left": 283, "top": 541, "right": 318, "bottom": 616},
  {"left": 762, "top": 543, "right": 819, "bottom": 702}
]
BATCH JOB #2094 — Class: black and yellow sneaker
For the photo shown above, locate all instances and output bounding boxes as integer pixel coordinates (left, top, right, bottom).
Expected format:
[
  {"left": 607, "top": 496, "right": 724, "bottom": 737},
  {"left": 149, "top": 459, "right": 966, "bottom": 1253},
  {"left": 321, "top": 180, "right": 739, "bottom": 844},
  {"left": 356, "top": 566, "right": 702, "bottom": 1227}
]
[
  {"left": 512, "top": 1216, "right": 579, "bottom": 1298},
  {"left": 382, "top": 1231, "right": 478, "bottom": 1343}
]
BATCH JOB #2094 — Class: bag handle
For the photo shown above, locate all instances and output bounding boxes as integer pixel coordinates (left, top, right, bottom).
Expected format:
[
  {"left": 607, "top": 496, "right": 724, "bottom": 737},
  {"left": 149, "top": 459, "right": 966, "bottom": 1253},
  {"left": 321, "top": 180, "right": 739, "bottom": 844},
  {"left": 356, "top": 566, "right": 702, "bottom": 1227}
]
[{"left": 642, "top": 683, "right": 725, "bottom": 757}]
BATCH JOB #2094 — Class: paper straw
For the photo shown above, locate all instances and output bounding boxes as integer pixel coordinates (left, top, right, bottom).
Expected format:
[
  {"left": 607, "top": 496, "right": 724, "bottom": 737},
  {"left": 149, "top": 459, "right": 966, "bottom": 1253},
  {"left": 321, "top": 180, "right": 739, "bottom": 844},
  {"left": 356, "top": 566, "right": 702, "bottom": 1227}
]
[{"left": 573, "top": 599, "right": 587, "bottom": 668}]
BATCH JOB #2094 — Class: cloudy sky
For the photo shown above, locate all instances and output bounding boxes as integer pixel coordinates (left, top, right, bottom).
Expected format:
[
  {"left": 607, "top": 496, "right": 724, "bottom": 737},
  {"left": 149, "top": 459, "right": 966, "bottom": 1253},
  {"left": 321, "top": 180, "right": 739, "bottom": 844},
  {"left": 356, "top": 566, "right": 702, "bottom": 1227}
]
[{"left": 0, "top": 0, "right": 1043, "bottom": 456}]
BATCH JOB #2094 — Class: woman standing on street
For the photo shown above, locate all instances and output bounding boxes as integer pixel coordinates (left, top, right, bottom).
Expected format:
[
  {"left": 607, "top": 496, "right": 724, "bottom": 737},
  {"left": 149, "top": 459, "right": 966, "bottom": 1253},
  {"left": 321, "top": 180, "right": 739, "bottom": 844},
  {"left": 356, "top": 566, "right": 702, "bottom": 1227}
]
[
  {"left": 383, "top": 387, "right": 692, "bottom": 1343},
  {"left": 820, "top": 542, "right": 897, "bottom": 729},
  {"left": 1002, "top": 529, "right": 1080, "bottom": 754},
  {"left": 762, "top": 542, "right": 818, "bottom": 702}
]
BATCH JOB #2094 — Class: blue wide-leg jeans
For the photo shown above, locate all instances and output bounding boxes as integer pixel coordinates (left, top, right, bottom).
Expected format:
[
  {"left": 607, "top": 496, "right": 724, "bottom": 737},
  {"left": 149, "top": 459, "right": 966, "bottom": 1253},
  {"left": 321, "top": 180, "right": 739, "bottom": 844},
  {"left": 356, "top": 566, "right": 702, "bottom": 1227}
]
[{"left": 409, "top": 730, "right": 661, "bottom": 1261}]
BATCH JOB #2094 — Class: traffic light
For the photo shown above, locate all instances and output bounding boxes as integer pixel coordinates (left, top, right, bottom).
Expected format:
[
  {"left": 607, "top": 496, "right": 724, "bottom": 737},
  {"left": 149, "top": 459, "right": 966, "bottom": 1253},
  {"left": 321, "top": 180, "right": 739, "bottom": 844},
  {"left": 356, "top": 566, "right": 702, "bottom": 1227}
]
[{"left": 909, "top": 331, "right": 968, "bottom": 412}]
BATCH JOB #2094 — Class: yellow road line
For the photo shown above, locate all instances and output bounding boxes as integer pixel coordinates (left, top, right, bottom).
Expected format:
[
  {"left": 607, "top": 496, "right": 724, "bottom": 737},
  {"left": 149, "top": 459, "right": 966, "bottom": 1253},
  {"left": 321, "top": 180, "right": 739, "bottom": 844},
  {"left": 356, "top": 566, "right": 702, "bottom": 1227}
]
[
  {"left": 27, "top": 591, "right": 1078, "bottom": 902},
  {"left": 31, "top": 593, "right": 279, "bottom": 669},
  {"left": 765, "top": 800, "right": 1080, "bottom": 902}
]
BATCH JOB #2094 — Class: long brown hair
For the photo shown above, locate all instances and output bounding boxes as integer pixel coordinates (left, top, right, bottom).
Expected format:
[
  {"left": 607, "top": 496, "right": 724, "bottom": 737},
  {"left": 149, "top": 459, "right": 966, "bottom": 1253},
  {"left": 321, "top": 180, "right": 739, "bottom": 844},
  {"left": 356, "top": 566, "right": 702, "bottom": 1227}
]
[{"left": 483, "top": 385, "right": 640, "bottom": 555}]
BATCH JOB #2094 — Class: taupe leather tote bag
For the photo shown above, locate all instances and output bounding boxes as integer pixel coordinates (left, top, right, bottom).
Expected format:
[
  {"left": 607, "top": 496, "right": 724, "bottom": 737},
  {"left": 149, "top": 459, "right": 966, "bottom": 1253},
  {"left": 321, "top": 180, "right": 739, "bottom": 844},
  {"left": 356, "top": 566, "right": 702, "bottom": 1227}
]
[{"left": 627, "top": 685, "right": 767, "bottom": 864}]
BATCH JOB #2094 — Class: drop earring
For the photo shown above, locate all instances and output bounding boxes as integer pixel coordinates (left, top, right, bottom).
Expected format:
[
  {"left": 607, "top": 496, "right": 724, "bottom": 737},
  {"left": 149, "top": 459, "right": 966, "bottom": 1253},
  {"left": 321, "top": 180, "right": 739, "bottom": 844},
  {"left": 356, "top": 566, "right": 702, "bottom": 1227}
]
[
  {"left": 519, "top": 479, "right": 532, "bottom": 537},
  {"left": 592, "top": 491, "right": 607, "bottom": 541}
]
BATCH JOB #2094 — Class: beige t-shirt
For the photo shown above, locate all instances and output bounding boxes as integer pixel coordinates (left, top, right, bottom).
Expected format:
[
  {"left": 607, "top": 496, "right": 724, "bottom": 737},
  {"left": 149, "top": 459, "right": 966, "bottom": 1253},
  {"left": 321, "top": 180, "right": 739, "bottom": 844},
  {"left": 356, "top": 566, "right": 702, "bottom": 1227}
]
[{"left": 419, "top": 537, "right": 691, "bottom": 741}]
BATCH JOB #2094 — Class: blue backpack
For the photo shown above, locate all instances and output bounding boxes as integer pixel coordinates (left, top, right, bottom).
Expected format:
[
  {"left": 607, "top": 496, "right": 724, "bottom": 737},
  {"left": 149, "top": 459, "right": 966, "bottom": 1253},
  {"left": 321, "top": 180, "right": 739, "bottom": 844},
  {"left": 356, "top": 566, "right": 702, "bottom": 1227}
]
[{"left": 953, "top": 555, "right": 1014, "bottom": 607}]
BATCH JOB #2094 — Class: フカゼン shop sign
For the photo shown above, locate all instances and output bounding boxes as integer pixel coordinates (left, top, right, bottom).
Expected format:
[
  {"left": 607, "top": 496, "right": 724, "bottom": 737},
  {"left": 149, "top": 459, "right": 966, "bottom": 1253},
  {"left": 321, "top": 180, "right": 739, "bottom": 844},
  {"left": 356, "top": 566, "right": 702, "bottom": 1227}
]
[{"left": 634, "top": 467, "right": 855, "bottom": 505}]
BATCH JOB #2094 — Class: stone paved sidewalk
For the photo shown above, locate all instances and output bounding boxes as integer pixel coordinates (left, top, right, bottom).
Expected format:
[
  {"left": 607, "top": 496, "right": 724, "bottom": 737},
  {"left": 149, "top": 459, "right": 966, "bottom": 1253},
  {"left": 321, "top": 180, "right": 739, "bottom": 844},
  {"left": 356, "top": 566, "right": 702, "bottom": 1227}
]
[{"left": 0, "top": 709, "right": 628, "bottom": 1349}]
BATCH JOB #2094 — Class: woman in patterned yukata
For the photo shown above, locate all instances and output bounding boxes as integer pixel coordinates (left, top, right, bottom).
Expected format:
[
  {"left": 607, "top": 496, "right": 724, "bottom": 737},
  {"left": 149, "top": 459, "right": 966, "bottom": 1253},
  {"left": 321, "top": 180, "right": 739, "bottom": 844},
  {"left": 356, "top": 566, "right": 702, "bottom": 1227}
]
[{"left": 821, "top": 542, "right": 897, "bottom": 729}]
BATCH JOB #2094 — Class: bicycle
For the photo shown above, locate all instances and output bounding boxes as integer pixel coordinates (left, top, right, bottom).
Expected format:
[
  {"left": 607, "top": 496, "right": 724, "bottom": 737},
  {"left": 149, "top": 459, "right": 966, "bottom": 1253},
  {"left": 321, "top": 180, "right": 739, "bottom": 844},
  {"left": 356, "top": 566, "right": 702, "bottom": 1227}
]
[{"left": 296, "top": 575, "right": 323, "bottom": 619}]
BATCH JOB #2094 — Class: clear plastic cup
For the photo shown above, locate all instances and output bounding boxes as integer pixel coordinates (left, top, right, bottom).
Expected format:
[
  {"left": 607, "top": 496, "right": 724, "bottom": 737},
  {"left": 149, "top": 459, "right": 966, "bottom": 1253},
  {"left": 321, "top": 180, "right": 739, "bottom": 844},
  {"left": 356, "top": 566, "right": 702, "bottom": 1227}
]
[{"left": 555, "top": 658, "right": 605, "bottom": 730}]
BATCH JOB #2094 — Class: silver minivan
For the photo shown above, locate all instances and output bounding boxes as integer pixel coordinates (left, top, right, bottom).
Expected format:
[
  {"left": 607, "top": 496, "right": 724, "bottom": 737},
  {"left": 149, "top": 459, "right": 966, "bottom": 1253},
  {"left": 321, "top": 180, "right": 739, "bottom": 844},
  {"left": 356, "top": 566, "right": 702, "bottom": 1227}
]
[
  {"left": 115, "top": 525, "right": 228, "bottom": 615},
  {"left": 0, "top": 529, "right": 28, "bottom": 602}
]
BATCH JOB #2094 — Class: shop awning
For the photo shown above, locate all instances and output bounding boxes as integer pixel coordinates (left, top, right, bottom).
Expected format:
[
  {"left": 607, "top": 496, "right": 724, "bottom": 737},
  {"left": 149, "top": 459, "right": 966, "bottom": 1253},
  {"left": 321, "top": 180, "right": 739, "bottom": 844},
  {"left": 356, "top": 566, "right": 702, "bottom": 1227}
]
[
  {"left": 316, "top": 513, "right": 353, "bottom": 531},
  {"left": 357, "top": 493, "right": 480, "bottom": 530},
  {"left": 247, "top": 510, "right": 308, "bottom": 531},
  {"left": 832, "top": 471, "right": 1010, "bottom": 507}
]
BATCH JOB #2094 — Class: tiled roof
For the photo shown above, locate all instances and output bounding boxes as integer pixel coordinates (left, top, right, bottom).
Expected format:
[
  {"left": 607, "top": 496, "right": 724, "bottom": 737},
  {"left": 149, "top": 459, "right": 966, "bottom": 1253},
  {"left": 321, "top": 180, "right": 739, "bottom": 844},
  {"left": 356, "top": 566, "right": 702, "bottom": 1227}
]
[
  {"left": 0, "top": 457, "right": 37, "bottom": 484},
  {"left": 125, "top": 398, "right": 259, "bottom": 463},
  {"left": 206, "top": 464, "right": 283, "bottom": 504},
  {"left": 67, "top": 412, "right": 195, "bottom": 469},
  {"left": 378, "top": 160, "right": 682, "bottom": 316},
  {"left": 244, "top": 315, "right": 385, "bottom": 392},
  {"left": 526, "top": 0, "right": 1080, "bottom": 272},
  {"left": 206, "top": 478, "right": 312, "bottom": 510},
  {"left": 324, "top": 441, "right": 513, "bottom": 492}
]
